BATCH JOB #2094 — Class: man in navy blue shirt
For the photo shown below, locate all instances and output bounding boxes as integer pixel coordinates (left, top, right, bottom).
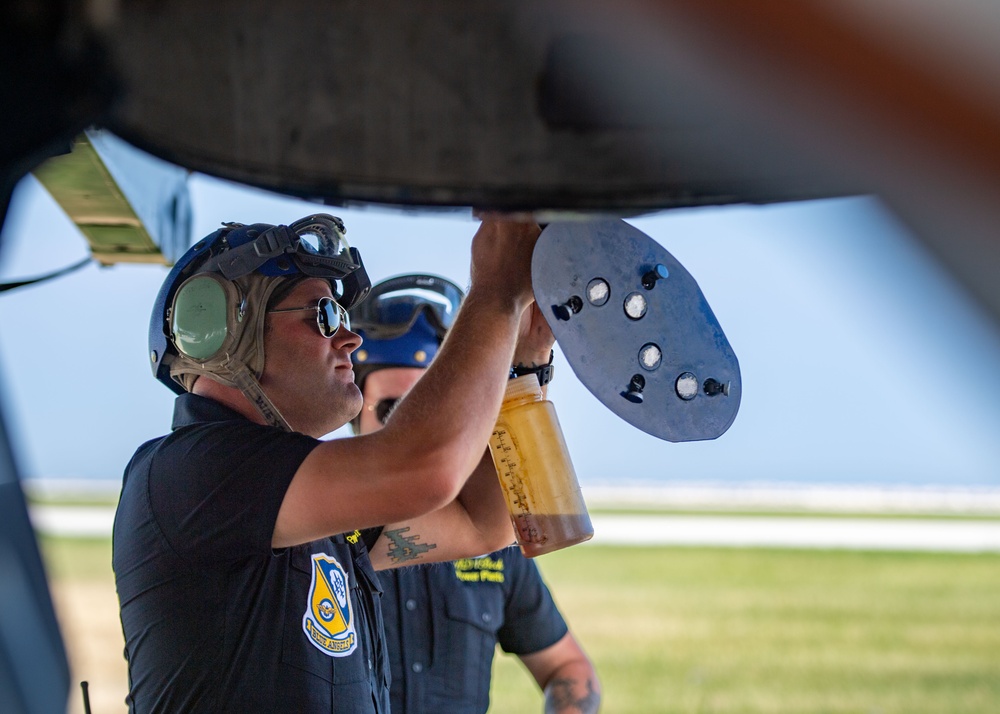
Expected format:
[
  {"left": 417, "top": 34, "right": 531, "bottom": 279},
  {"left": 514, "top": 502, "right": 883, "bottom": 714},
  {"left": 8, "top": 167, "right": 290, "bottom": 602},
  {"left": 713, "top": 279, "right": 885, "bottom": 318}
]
[
  {"left": 114, "top": 215, "right": 541, "bottom": 712},
  {"left": 350, "top": 274, "right": 601, "bottom": 714}
]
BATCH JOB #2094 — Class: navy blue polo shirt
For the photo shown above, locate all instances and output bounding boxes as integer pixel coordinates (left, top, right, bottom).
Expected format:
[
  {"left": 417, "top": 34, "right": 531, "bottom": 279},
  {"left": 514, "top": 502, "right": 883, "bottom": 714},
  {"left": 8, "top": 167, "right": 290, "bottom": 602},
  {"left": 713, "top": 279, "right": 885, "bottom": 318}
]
[
  {"left": 113, "top": 394, "right": 389, "bottom": 713},
  {"left": 380, "top": 546, "right": 568, "bottom": 713}
]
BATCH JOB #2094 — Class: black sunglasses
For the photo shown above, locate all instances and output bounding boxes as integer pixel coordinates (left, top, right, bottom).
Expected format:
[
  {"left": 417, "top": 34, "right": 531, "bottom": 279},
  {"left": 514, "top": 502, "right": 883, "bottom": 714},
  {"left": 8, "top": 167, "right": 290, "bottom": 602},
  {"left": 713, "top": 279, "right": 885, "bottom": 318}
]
[
  {"left": 268, "top": 296, "right": 350, "bottom": 337},
  {"left": 375, "top": 397, "right": 400, "bottom": 425}
]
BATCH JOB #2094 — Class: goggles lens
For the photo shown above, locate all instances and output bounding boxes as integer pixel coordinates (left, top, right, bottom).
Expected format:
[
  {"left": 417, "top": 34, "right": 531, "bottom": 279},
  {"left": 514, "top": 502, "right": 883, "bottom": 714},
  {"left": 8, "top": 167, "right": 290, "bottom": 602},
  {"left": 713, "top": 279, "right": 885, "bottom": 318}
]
[
  {"left": 204, "top": 216, "right": 366, "bottom": 306},
  {"left": 270, "top": 296, "right": 350, "bottom": 338},
  {"left": 290, "top": 216, "right": 350, "bottom": 260},
  {"left": 351, "top": 275, "right": 464, "bottom": 339}
]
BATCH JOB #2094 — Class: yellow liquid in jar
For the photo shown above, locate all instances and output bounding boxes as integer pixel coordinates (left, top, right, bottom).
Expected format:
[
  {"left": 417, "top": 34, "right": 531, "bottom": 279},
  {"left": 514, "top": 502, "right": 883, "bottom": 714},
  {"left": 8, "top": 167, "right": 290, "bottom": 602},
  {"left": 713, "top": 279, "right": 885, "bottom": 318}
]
[{"left": 489, "top": 400, "right": 593, "bottom": 557}]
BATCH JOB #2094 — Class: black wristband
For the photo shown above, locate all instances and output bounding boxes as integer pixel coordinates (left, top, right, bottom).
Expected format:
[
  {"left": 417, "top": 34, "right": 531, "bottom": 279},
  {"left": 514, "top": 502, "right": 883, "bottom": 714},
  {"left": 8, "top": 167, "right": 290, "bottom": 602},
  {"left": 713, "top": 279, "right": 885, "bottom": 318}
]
[{"left": 510, "top": 350, "right": 555, "bottom": 386}]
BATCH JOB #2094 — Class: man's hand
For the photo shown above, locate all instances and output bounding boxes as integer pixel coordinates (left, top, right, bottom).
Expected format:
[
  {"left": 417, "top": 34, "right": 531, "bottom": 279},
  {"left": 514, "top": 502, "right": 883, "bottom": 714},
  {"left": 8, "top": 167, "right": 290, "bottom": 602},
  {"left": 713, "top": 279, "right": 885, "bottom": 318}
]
[
  {"left": 468, "top": 216, "right": 541, "bottom": 313},
  {"left": 514, "top": 301, "right": 556, "bottom": 369}
]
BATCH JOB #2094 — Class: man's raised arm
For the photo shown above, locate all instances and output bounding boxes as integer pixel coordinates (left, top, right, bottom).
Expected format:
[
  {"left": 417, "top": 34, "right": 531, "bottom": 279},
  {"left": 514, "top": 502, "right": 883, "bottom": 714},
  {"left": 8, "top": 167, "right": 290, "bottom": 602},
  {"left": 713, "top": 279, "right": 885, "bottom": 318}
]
[{"left": 273, "top": 218, "right": 541, "bottom": 548}]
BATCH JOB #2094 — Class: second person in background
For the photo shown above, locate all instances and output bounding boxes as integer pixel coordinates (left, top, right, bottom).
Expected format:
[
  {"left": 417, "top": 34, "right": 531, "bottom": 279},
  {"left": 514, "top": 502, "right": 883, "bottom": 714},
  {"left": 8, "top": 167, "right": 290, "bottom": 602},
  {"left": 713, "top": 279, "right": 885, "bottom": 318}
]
[{"left": 349, "top": 274, "right": 601, "bottom": 714}]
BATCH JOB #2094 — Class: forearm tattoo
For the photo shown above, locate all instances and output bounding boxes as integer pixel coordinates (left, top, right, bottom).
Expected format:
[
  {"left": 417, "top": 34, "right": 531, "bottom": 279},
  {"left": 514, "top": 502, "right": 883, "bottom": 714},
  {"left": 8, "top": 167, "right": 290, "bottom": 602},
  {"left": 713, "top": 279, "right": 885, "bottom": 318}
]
[
  {"left": 383, "top": 527, "right": 437, "bottom": 564},
  {"left": 545, "top": 678, "right": 600, "bottom": 714}
]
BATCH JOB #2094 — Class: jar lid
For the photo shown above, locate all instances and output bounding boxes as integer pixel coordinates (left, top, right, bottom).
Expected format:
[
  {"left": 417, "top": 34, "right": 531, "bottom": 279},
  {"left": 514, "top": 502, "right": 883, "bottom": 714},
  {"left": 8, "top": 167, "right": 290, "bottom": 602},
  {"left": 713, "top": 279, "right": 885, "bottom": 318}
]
[{"left": 504, "top": 373, "right": 541, "bottom": 401}]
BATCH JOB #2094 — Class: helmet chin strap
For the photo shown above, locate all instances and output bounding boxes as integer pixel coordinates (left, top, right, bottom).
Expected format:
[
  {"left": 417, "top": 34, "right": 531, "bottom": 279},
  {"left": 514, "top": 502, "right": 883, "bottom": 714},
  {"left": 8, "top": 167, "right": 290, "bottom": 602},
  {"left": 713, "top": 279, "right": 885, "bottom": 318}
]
[{"left": 230, "top": 364, "right": 293, "bottom": 432}]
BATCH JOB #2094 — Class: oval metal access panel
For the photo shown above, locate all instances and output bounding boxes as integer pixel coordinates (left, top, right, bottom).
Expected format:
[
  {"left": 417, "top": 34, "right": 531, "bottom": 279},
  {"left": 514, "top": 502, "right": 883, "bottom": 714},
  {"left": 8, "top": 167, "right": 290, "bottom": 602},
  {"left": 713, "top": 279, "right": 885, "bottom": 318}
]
[{"left": 531, "top": 220, "right": 741, "bottom": 442}]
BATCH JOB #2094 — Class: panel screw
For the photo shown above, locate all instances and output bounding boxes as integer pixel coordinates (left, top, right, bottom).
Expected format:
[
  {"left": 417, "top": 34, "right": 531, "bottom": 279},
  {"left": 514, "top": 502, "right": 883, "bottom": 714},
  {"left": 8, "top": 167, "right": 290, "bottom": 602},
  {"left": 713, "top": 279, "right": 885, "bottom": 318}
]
[
  {"left": 703, "top": 378, "right": 730, "bottom": 397},
  {"left": 621, "top": 374, "right": 645, "bottom": 403},
  {"left": 553, "top": 295, "right": 584, "bottom": 321},
  {"left": 642, "top": 263, "right": 669, "bottom": 289}
]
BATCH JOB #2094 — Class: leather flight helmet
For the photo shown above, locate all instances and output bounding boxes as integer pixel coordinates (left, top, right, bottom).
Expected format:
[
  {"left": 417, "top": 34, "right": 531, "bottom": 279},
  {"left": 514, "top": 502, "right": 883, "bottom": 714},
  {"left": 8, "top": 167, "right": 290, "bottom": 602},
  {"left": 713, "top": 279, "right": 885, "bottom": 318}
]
[{"left": 148, "top": 214, "right": 371, "bottom": 430}]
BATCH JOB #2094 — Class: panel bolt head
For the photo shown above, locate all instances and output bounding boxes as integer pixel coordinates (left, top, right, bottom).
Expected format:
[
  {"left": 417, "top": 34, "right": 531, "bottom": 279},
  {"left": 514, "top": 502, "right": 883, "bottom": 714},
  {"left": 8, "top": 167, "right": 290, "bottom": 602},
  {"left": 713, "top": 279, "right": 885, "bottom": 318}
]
[
  {"left": 553, "top": 295, "right": 584, "bottom": 321},
  {"left": 703, "top": 378, "right": 730, "bottom": 397},
  {"left": 621, "top": 374, "right": 645, "bottom": 403},
  {"left": 642, "top": 263, "right": 669, "bottom": 289}
]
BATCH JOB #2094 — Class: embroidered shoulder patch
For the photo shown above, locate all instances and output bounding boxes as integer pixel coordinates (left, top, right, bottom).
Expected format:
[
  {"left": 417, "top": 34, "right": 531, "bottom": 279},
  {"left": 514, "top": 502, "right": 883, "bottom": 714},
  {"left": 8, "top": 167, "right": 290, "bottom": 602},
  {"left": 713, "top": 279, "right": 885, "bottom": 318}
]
[{"left": 302, "top": 553, "right": 357, "bottom": 657}]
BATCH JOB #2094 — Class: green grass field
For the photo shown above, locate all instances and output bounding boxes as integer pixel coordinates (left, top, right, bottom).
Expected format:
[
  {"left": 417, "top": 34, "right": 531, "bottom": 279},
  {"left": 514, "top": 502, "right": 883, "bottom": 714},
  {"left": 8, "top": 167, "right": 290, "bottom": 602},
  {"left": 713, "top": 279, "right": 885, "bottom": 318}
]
[
  {"left": 487, "top": 546, "right": 1000, "bottom": 714},
  {"left": 39, "top": 538, "right": 1000, "bottom": 714}
]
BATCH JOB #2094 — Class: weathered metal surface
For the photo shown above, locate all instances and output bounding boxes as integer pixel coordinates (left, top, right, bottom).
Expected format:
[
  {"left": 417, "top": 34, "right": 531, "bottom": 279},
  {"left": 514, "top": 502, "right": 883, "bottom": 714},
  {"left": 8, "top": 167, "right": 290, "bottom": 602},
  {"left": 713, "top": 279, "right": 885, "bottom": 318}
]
[{"left": 533, "top": 220, "right": 740, "bottom": 442}]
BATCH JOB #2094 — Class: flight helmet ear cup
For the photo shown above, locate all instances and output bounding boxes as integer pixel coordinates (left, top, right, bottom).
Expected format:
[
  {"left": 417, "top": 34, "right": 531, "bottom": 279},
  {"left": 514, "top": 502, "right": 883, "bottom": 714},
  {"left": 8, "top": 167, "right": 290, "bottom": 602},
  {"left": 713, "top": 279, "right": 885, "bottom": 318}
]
[{"left": 170, "top": 273, "right": 243, "bottom": 362}]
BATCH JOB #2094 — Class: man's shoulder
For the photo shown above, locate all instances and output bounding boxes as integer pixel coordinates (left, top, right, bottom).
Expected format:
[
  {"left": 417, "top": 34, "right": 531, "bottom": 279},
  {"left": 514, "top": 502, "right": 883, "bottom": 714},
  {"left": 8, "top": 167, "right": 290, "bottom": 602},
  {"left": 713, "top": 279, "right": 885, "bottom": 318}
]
[
  {"left": 123, "top": 407, "right": 319, "bottom": 502},
  {"left": 131, "top": 418, "right": 269, "bottom": 467}
]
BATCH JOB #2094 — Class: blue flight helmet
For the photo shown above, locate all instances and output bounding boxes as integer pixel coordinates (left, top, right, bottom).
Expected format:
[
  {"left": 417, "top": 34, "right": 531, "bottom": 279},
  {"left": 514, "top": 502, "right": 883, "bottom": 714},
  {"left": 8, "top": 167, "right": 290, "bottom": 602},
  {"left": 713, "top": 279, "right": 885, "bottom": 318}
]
[
  {"left": 348, "top": 274, "right": 465, "bottom": 429},
  {"left": 148, "top": 213, "right": 370, "bottom": 431}
]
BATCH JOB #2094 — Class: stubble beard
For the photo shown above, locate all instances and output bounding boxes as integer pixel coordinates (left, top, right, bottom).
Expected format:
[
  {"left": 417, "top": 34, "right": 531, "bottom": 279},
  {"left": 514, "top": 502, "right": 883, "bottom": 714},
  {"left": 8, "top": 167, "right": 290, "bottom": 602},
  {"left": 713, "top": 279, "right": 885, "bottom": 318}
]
[{"left": 311, "top": 378, "right": 364, "bottom": 437}]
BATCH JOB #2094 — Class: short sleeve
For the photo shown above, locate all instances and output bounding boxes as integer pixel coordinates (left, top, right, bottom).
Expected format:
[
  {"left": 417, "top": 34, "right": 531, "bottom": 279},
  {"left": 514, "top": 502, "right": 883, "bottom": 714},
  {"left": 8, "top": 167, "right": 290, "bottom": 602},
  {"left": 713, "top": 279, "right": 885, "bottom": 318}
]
[
  {"left": 496, "top": 549, "right": 569, "bottom": 655},
  {"left": 147, "top": 421, "right": 319, "bottom": 564}
]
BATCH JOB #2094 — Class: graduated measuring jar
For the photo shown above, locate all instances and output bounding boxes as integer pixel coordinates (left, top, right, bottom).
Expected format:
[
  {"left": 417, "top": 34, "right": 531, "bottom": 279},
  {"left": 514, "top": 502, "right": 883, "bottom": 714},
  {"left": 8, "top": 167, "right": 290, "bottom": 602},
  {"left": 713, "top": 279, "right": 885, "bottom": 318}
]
[{"left": 488, "top": 374, "right": 594, "bottom": 557}]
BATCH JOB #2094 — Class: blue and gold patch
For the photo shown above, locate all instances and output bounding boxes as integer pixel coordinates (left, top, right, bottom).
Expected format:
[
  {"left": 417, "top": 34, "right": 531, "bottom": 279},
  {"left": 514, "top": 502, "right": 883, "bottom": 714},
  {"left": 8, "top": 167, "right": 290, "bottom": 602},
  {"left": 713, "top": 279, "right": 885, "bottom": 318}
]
[{"left": 302, "top": 553, "right": 357, "bottom": 657}]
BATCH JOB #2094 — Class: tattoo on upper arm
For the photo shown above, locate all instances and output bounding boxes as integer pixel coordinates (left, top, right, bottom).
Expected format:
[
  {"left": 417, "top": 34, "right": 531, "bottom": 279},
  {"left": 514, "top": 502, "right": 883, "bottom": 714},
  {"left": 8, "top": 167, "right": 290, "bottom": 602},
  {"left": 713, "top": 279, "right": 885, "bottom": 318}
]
[
  {"left": 545, "top": 678, "right": 600, "bottom": 714},
  {"left": 383, "top": 527, "right": 437, "bottom": 564}
]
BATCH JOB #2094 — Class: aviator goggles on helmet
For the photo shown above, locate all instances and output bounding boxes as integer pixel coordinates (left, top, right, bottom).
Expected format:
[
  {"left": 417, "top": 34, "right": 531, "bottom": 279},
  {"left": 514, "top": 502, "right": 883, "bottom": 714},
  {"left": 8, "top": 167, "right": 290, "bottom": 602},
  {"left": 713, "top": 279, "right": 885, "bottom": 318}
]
[
  {"left": 268, "top": 295, "right": 350, "bottom": 338},
  {"left": 350, "top": 274, "right": 464, "bottom": 340},
  {"left": 199, "top": 214, "right": 369, "bottom": 308}
]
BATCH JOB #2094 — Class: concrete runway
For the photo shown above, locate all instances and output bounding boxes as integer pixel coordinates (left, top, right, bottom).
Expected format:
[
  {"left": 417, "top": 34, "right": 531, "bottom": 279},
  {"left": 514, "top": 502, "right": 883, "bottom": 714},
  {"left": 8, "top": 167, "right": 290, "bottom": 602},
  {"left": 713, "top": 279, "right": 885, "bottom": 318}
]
[
  {"left": 28, "top": 505, "right": 1000, "bottom": 552},
  {"left": 588, "top": 513, "right": 1000, "bottom": 552}
]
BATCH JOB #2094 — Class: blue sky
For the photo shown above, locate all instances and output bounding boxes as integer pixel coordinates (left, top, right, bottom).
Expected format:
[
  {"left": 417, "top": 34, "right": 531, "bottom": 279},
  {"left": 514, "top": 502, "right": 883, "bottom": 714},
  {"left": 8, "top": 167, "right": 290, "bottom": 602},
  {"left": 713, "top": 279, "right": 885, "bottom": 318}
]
[{"left": 2, "top": 173, "right": 1000, "bottom": 487}]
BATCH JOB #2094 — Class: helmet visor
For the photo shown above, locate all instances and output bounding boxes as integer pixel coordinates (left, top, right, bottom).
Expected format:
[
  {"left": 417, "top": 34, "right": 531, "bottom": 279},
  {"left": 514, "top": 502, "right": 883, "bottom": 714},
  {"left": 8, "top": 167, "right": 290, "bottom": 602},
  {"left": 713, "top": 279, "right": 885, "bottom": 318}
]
[{"left": 350, "top": 275, "right": 464, "bottom": 340}]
